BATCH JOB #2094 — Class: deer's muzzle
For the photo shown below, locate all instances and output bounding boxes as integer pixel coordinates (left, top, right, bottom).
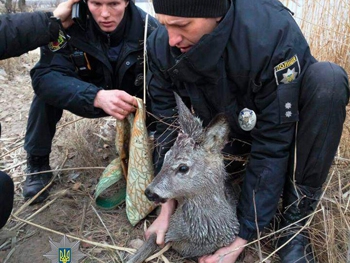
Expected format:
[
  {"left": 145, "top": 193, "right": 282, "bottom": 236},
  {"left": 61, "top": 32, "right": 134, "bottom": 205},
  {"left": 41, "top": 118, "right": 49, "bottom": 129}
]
[{"left": 145, "top": 188, "right": 167, "bottom": 204}]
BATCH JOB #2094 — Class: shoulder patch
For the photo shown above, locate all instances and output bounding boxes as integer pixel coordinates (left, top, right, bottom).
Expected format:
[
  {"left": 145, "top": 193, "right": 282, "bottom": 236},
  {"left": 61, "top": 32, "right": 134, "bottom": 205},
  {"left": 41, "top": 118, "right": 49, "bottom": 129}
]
[
  {"left": 274, "top": 55, "right": 301, "bottom": 85},
  {"left": 48, "top": 29, "right": 68, "bottom": 52}
]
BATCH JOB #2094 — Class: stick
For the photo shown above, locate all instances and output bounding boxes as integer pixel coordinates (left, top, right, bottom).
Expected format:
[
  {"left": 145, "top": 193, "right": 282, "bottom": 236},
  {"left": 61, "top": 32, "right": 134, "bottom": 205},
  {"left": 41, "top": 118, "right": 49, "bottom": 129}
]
[
  {"left": 10, "top": 191, "right": 66, "bottom": 231},
  {"left": 11, "top": 214, "right": 135, "bottom": 253},
  {"left": 145, "top": 243, "right": 172, "bottom": 262}
]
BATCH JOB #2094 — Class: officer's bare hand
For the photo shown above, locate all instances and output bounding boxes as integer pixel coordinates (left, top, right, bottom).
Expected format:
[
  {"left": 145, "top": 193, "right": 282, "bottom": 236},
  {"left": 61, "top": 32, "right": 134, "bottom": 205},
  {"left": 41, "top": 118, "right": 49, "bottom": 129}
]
[
  {"left": 53, "top": 0, "right": 80, "bottom": 29},
  {"left": 198, "top": 237, "right": 247, "bottom": 263},
  {"left": 145, "top": 199, "right": 176, "bottom": 247},
  {"left": 94, "top": 90, "right": 138, "bottom": 120}
]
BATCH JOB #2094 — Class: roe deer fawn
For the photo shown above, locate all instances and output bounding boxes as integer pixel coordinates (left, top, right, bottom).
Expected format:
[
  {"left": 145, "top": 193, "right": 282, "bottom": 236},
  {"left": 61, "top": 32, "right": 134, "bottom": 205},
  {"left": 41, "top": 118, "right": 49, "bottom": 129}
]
[{"left": 127, "top": 93, "right": 239, "bottom": 263}]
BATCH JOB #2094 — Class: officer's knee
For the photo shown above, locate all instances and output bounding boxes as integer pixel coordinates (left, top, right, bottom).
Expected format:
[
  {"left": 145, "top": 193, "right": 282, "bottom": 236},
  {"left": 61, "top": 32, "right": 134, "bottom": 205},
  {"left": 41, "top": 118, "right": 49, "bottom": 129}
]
[{"left": 302, "top": 61, "right": 349, "bottom": 105}]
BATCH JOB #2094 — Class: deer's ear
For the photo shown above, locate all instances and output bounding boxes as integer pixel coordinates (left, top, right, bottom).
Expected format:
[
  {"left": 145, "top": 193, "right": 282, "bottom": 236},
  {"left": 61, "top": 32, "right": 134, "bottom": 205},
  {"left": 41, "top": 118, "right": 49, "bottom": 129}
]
[
  {"left": 174, "top": 92, "right": 203, "bottom": 140},
  {"left": 203, "top": 114, "right": 229, "bottom": 153}
]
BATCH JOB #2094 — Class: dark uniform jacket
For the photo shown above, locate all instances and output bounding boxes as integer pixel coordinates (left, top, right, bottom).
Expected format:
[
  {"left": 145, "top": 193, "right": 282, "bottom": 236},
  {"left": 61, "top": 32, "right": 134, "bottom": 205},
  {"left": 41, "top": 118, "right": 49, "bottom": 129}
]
[
  {"left": 147, "top": 0, "right": 317, "bottom": 240},
  {"left": 0, "top": 12, "right": 59, "bottom": 60},
  {"left": 0, "top": 11, "right": 61, "bottom": 136},
  {"left": 30, "top": 1, "right": 159, "bottom": 118}
]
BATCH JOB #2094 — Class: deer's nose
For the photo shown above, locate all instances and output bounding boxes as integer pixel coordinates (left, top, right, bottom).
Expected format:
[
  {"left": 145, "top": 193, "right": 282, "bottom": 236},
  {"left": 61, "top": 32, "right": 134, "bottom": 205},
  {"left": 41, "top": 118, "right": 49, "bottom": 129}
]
[
  {"left": 145, "top": 188, "right": 167, "bottom": 203},
  {"left": 145, "top": 188, "right": 159, "bottom": 201}
]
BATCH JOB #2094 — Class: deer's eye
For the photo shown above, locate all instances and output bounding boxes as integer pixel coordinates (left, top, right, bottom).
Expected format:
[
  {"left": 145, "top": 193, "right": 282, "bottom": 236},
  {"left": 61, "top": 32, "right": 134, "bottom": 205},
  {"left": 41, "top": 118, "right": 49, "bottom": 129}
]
[{"left": 178, "top": 165, "right": 189, "bottom": 173}]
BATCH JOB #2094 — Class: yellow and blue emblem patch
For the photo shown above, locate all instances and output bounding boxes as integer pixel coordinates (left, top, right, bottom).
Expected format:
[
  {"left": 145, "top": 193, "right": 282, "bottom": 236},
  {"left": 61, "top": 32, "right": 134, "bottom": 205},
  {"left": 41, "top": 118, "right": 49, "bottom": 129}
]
[
  {"left": 274, "top": 55, "right": 301, "bottom": 85},
  {"left": 48, "top": 29, "right": 68, "bottom": 52},
  {"left": 43, "top": 235, "right": 85, "bottom": 263},
  {"left": 59, "top": 248, "right": 71, "bottom": 263}
]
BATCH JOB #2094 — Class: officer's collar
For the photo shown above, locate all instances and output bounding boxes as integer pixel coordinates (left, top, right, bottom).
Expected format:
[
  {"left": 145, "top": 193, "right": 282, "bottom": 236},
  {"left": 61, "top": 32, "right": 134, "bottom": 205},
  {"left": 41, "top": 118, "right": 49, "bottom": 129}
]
[
  {"left": 122, "top": 1, "right": 147, "bottom": 49},
  {"left": 167, "top": 1, "right": 234, "bottom": 83}
]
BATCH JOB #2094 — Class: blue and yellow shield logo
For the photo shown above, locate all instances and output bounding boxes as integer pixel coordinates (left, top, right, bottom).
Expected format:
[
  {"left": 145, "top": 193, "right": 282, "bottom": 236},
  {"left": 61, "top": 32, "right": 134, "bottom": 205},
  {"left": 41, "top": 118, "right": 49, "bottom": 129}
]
[
  {"left": 59, "top": 248, "right": 71, "bottom": 263},
  {"left": 44, "top": 235, "right": 85, "bottom": 263}
]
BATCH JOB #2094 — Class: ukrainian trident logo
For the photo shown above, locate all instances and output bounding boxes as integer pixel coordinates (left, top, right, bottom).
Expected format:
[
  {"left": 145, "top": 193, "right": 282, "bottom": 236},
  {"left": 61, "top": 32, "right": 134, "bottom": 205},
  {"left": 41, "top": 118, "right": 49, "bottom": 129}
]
[
  {"left": 44, "top": 235, "right": 85, "bottom": 263},
  {"left": 59, "top": 248, "right": 71, "bottom": 263}
]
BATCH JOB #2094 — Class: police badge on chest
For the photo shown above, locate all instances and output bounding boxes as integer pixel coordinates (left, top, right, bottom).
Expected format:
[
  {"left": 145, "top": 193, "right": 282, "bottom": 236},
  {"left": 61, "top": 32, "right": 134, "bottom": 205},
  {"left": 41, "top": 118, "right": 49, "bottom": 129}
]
[{"left": 238, "top": 108, "right": 257, "bottom": 131}]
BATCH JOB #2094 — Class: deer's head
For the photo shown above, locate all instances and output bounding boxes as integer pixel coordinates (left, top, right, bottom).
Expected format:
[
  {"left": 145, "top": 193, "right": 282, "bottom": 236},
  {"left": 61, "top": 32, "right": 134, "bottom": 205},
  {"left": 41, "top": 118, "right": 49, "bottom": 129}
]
[{"left": 145, "top": 93, "right": 230, "bottom": 203}]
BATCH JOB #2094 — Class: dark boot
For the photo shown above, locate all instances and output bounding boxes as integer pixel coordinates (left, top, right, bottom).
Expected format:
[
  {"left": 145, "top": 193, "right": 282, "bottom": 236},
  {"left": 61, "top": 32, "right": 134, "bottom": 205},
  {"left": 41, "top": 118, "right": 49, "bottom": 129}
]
[
  {"left": 277, "top": 180, "right": 322, "bottom": 263},
  {"left": 23, "top": 155, "right": 53, "bottom": 204}
]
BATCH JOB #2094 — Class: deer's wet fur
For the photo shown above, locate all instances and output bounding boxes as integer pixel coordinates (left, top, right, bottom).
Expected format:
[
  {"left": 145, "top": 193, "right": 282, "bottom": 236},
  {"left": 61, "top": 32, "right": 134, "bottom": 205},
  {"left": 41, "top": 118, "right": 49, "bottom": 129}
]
[{"left": 127, "top": 93, "right": 239, "bottom": 263}]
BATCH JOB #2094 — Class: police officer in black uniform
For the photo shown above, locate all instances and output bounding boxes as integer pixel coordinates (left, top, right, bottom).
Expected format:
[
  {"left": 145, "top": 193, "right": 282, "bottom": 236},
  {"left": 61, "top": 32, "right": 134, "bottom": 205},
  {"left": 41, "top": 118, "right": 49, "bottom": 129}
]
[
  {"left": 22, "top": 0, "right": 159, "bottom": 204},
  {"left": 0, "top": 0, "right": 79, "bottom": 59},
  {"left": 0, "top": 0, "right": 78, "bottom": 229},
  {"left": 144, "top": 0, "right": 349, "bottom": 262}
]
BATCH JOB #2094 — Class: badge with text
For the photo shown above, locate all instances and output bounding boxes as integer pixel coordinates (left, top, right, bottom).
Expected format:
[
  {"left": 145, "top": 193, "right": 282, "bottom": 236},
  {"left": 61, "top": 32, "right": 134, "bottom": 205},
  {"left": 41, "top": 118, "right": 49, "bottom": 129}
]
[
  {"left": 274, "top": 55, "right": 301, "bottom": 85},
  {"left": 44, "top": 235, "right": 86, "bottom": 263},
  {"left": 48, "top": 29, "right": 68, "bottom": 52},
  {"left": 238, "top": 108, "right": 257, "bottom": 131}
]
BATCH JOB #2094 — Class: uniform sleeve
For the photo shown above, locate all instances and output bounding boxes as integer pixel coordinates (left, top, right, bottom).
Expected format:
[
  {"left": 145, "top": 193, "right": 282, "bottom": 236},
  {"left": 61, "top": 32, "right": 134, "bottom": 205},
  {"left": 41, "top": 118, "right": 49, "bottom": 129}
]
[
  {"left": 147, "top": 33, "right": 179, "bottom": 174},
  {"left": 0, "top": 12, "right": 59, "bottom": 60},
  {"left": 30, "top": 45, "right": 104, "bottom": 117}
]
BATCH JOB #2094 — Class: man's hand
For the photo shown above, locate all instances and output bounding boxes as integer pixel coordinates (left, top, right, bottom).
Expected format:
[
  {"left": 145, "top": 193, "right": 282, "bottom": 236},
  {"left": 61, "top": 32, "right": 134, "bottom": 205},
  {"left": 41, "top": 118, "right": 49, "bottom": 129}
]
[
  {"left": 53, "top": 0, "right": 80, "bottom": 29},
  {"left": 198, "top": 237, "right": 247, "bottom": 263},
  {"left": 93, "top": 90, "right": 138, "bottom": 120},
  {"left": 145, "top": 199, "right": 176, "bottom": 247}
]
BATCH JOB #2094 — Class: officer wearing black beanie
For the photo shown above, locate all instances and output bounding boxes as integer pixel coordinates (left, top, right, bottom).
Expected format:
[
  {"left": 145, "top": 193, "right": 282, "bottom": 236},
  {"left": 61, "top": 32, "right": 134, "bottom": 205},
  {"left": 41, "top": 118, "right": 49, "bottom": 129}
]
[
  {"left": 145, "top": 0, "right": 349, "bottom": 262},
  {"left": 153, "top": 0, "right": 229, "bottom": 18}
]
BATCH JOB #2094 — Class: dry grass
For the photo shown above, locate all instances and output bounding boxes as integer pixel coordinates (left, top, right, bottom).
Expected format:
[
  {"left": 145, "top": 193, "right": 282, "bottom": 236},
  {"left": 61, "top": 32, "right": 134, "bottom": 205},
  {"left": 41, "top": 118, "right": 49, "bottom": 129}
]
[
  {"left": 282, "top": 0, "right": 350, "bottom": 75},
  {"left": 56, "top": 117, "right": 117, "bottom": 177}
]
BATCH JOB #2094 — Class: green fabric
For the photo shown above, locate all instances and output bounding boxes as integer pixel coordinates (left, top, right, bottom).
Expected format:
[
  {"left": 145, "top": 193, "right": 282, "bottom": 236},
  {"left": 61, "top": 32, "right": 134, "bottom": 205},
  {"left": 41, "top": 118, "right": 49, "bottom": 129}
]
[
  {"left": 94, "top": 98, "right": 155, "bottom": 225},
  {"left": 95, "top": 159, "right": 126, "bottom": 209}
]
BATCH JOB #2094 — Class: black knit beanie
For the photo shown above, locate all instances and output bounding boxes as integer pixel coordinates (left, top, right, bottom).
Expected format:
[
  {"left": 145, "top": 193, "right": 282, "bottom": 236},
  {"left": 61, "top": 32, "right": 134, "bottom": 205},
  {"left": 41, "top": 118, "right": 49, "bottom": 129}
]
[{"left": 153, "top": 0, "right": 229, "bottom": 18}]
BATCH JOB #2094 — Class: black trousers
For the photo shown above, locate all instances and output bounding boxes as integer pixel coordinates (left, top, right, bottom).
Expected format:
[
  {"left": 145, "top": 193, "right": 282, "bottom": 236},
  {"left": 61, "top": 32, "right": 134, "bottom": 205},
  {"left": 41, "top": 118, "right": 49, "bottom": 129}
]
[
  {"left": 291, "top": 62, "right": 348, "bottom": 189},
  {"left": 225, "top": 62, "right": 348, "bottom": 191},
  {"left": 24, "top": 96, "right": 108, "bottom": 156},
  {"left": 0, "top": 171, "right": 14, "bottom": 229}
]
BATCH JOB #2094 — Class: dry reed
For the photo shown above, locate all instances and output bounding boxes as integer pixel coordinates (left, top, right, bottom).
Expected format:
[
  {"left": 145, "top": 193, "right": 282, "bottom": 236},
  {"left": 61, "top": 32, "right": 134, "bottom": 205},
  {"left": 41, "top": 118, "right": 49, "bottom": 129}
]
[{"left": 282, "top": 0, "right": 350, "bottom": 75}]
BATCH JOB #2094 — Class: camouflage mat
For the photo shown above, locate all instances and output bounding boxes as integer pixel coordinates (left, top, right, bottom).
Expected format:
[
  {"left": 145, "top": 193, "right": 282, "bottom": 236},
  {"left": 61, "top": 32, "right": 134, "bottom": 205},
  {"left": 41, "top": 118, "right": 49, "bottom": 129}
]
[{"left": 94, "top": 98, "right": 156, "bottom": 226}]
